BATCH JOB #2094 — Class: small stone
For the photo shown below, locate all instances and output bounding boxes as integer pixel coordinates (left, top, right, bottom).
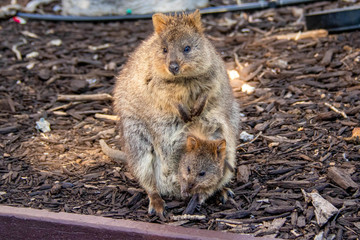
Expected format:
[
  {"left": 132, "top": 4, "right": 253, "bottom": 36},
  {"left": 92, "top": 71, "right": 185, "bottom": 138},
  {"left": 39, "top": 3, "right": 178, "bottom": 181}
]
[
  {"left": 38, "top": 69, "right": 51, "bottom": 80},
  {"left": 48, "top": 39, "right": 62, "bottom": 46},
  {"left": 61, "top": 182, "right": 74, "bottom": 189},
  {"left": 35, "top": 118, "right": 51, "bottom": 133},
  {"left": 50, "top": 184, "right": 62, "bottom": 194},
  {"left": 105, "top": 61, "right": 117, "bottom": 71},
  {"left": 25, "top": 51, "right": 39, "bottom": 59},
  {"left": 239, "top": 131, "right": 254, "bottom": 141},
  {"left": 70, "top": 79, "right": 88, "bottom": 93}
]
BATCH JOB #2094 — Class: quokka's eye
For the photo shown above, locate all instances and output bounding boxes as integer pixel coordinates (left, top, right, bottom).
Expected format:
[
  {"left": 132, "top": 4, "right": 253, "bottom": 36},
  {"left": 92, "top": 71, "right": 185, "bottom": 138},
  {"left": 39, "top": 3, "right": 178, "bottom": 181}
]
[
  {"left": 198, "top": 171, "right": 206, "bottom": 177},
  {"left": 163, "top": 48, "right": 168, "bottom": 53},
  {"left": 187, "top": 166, "right": 191, "bottom": 173},
  {"left": 184, "top": 46, "right": 191, "bottom": 53}
]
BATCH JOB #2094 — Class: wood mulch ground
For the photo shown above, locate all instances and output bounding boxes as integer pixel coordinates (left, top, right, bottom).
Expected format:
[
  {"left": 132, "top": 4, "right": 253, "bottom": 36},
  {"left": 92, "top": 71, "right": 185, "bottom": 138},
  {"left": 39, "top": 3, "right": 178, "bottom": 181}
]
[{"left": 0, "top": 1, "right": 359, "bottom": 239}]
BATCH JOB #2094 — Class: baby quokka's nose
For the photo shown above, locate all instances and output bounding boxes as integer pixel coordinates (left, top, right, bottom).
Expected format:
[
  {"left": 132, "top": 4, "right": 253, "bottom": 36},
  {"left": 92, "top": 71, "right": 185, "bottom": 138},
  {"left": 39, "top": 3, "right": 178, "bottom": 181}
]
[
  {"left": 187, "top": 183, "right": 195, "bottom": 191},
  {"left": 169, "top": 61, "right": 179, "bottom": 75}
]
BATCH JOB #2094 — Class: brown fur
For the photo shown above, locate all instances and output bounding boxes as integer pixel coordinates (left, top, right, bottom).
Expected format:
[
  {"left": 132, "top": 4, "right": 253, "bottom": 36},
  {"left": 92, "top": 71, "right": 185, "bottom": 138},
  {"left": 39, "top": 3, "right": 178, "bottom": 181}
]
[{"left": 113, "top": 10, "right": 240, "bottom": 216}]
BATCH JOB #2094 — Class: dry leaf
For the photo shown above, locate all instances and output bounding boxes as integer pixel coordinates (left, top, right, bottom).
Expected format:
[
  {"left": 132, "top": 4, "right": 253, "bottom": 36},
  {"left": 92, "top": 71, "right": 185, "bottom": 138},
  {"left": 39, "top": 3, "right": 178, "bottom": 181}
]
[
  {"left": 344, "top": 127, "right": 360, "bottom": 144},
  {"left": 302, "top": 190, "right": 338, "bottom": 227},
  {"left": 262, "top": 135, "right": 302, "bottom": 143},
  {"left": 230, "top": 79, "right": 243, "bottom": 90},
  {"left": 254, "top": 217, "right": 286, "bottom": 237},
  {"left": 354, "top": 222, "right": 360, "bottom": 230}
]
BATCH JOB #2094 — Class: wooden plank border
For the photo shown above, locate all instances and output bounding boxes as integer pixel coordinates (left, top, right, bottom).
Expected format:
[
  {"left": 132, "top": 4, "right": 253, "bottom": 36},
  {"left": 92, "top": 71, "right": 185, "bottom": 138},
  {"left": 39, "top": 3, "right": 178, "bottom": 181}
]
[{"left": 0, "top": 205, "right": 272, "bottom": 239}]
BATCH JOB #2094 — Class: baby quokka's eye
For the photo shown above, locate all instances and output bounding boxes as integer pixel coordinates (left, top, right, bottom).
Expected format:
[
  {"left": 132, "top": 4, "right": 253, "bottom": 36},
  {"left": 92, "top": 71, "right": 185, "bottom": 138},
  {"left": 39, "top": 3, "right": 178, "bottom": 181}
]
[
  {"left": 198, "top": 171, "right": 206, "bottom": 177},
  {"left": 184, "top": 46, "right": 191, "bottom": 53},
  {"left": 163, "top": 47, "right": 168, "bottom": 53},
  {"left": 187, "top": 166, "right": 191, "bottom": 173}
]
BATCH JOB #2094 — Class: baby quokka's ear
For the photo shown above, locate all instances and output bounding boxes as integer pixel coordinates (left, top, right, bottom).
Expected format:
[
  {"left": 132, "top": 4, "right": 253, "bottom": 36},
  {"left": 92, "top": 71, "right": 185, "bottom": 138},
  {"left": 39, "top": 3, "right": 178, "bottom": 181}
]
[
  {"left": 186, "top": 135, "right": 199, "bottom": 151},
  {"left": 152, "top": 13, "right": 170, "bottom": 34},
  {"left": 215, "top": 139, "right": 226, "bottom": 165}
]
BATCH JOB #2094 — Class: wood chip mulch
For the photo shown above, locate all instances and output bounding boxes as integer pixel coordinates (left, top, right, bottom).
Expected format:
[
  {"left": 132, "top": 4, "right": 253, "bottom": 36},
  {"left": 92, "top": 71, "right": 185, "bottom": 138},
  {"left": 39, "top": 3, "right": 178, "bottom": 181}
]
[{"left": 0, "top": 1, "right": 359, "bottom": 239}]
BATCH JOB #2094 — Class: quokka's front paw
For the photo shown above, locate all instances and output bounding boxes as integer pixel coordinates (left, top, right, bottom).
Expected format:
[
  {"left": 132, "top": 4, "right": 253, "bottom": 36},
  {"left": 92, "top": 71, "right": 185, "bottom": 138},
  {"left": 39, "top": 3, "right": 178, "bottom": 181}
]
[
  {"left": 148, "top": 193, "right": 166, "bottom": 218},
  {"left": 177, "top": 104, "right": 192, "bottom": 123},
  {"left": 191, "top": 94, "right": 208, "bottom": 118},
  {"left": 219, "top": 187, "right": 235, "bottom": 204},
  {"left": 198, "top": 193, "right": 209, "bottom": 205}
]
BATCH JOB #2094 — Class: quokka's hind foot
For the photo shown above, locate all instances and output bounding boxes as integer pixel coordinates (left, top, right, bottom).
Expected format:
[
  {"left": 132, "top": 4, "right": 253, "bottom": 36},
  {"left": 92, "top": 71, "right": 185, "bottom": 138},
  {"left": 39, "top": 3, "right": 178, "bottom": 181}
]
[
  {"left": 219, "top": 187, "right": 235, "bottom": 204},
  {"left": 148, "top": 192, "right": 166, "bottom": 220}
]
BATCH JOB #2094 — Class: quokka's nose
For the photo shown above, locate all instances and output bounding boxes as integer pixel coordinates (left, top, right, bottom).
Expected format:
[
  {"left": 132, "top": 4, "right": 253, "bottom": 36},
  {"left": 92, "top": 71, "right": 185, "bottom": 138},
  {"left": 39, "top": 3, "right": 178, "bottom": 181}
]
[{"left": 169, "top": 61, "right": 179, "bottom": 75}]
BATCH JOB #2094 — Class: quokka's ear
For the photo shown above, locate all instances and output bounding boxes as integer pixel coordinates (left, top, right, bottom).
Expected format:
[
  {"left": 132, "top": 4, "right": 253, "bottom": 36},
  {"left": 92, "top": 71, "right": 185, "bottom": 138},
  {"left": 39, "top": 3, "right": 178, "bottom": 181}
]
[
  {"left": 186, "top": 135, "right": 199, "bottom": 151},
  {"left": 152, "top": 13, "right": 169, "bottom": 34},
  {"left": 187, "top": 9, "right": 203, "bottom": 33},
  {"left": 215, "top": 139, "right": 226, "bottom": 164}
]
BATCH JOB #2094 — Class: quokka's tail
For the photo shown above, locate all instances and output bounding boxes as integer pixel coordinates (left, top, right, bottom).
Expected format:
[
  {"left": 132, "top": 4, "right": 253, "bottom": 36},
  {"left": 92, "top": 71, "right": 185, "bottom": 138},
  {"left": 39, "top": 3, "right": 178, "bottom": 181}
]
[{"left": 99, "top": 139, "right": 127, "bottom": 162}]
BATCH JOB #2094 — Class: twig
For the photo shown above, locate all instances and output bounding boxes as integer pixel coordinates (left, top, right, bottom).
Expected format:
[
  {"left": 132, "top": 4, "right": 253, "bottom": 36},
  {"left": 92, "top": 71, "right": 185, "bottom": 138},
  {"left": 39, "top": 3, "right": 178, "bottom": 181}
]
[
  {"left": 344, "top": 225, "right": 358, "bottom": 235},
  {"left": 275, "top": 29, "right": 328, "bottom": 41},
  {"left": 237, "top": 131, "right": 262, "bottom": 149},
  {"left": 45, "top": 75, "right": 60, "bottom": 85},
  {"left": 48, "top": 102, "right": 80, "bottom": 112},
  {"left": 62, "top": 166, "right": 75, "bottom": 176},
  {"left": 243, "top": 64, "right": 263, "bottom": 82},
  {"left": 11, "top": 40, "right": 27, "bottom": 60},
  {"left": 76, "top": 110, "right": 105, "bottom": 115},
  {"left": 171, "top": 214, "right": 206, "bottom": 221},
  {"left": 57, "top": 93, "right": 113, "bottom": 102},
  {"left": 216, "top": 212, "right": 291, "bottom": 224},
  {"left": 214, "top": 218, "right": 243, "bottom": 225},
  {"left": 240, "top": 92, "right": 272, "bottom": 107},
  {"left": 340, "top": 50, "right": 360, "bottom": 63},
  {"left": 20, "top": 30, "right": 39, "bottom": 39},
  {"left": 319, "top": 152, "right": 332, "bottom": 162},
  {"left": 95, "top": 114, "right": 119, "bottom": 121},
  {"left": 257, "top": 29, "right": 328, "bottom": 44},
  {"left": 233, "top": 52, "right": 243, "bottom": 70},
  {"left": 81, "top": 128, "right": 115, "bottom": 142},
  {"left": 206, "top": 34, "right": 224, "bottom": 41},
  {"left": 248, "top": 26, "right": 267, "bottom": 35},
  {"left": 0, "top": 125, "right": 19, "bottom": 134},
  {"left": 324, "top": 102, "right": 348, "bottom": 119},
  {"left": 52, "top": 111, "right": 68, "bottom": 116}
]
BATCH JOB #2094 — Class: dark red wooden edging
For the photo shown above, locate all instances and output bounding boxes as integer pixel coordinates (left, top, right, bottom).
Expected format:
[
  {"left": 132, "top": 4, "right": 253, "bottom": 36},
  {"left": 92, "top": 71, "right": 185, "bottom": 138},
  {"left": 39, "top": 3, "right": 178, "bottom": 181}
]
[{"left": 0, "top": 205, "right": 273, "bottom": 240}]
